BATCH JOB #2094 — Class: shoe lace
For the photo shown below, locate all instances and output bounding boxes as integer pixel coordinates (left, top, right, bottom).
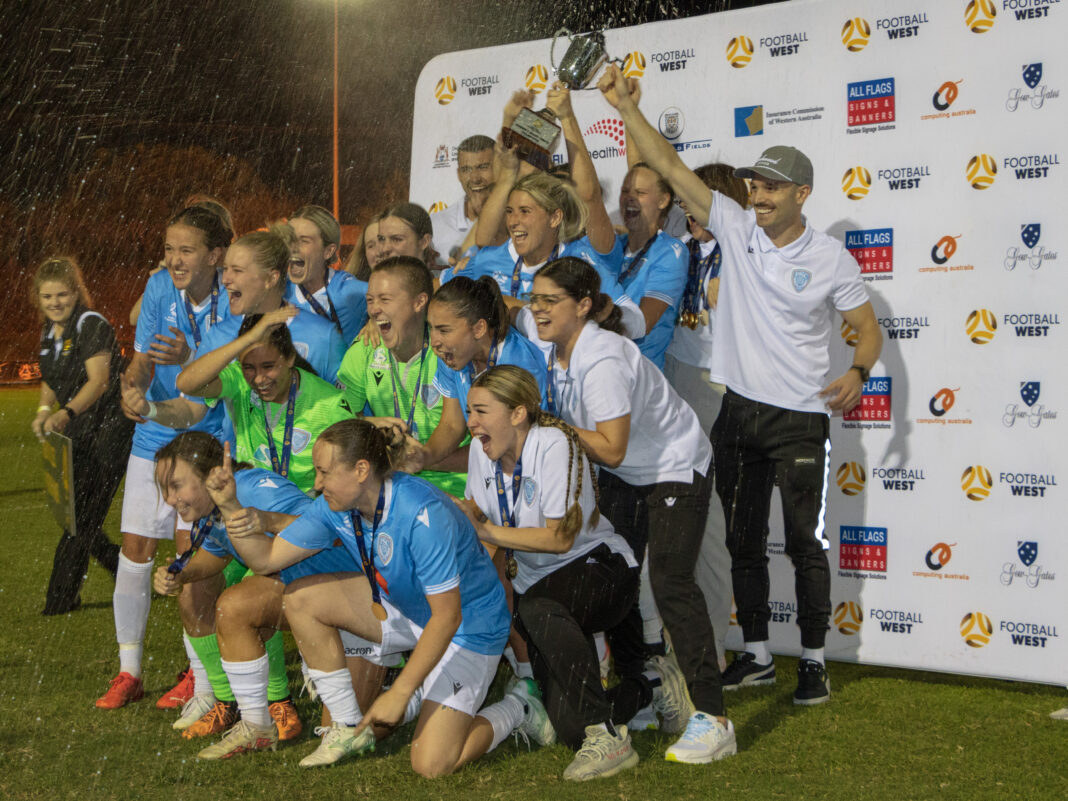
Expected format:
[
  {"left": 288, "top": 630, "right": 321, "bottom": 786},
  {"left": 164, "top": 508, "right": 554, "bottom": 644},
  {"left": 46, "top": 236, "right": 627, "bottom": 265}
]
[
  {"left": 270, "top": 700, "right": 293, "bottom": 725},
  {"left": 511, "top": 728, "right": 532, "bottom": 751},
  {"left": 679, "top": 715, "right": 715, "bottom": 743},
  {"left": 576, "top": 731, "right": 615, "bottom": 760}
]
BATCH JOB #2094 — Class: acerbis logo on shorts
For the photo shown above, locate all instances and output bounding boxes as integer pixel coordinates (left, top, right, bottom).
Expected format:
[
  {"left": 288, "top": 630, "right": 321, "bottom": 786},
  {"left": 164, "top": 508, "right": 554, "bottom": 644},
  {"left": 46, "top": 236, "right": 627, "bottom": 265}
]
[
  {"left": 435, "top": 76, "right": 457, "bottom": 105},
  {"left": 725, "top": 36, "right": 754, "bottom": 68},
  {"left": 840, "top": 17, "right": 871, "bottom": 51}
]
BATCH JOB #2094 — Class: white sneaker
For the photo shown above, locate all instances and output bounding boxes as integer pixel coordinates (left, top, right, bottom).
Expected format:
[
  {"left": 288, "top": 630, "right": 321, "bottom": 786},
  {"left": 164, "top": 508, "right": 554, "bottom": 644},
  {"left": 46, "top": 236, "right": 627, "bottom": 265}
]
[
  {"left": 562, "top": 723, "right": 639, "bottom": 781},
  {"left": 299, "top": 722, "right": 375, "bottom": 768},
  {"left": 627, "top": 703, "right": 659, "bottom": 732},
  {"left": 664, "top": 712, "right": 737, "bottom": 764},
  {"left": 197, "top": 719, "right": 278, "bottom": 760},
  {"left": 172, "top": 694, "right": 216, "bottom": 731},
  {"left": 1050, "top": 707, "right": 1068, "bottom": 720},
  {"left": 510, "top": 678, "right": 556, "bottom": 746},
  {"left": 648, "top": 654, "right": 695, "bottom": 734}
]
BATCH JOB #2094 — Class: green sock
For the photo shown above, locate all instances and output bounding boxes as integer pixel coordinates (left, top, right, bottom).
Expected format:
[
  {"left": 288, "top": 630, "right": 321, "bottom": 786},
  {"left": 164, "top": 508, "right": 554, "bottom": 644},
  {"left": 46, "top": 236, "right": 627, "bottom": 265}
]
[
  {"left": 265, "top": 631, "right": 290, "bottom": 702},
  {"left": 222, "top": 560, "right": 252, "bottom": 588},
  {"left": 188, "top": 633, "right": 235, "bottom": 702}
]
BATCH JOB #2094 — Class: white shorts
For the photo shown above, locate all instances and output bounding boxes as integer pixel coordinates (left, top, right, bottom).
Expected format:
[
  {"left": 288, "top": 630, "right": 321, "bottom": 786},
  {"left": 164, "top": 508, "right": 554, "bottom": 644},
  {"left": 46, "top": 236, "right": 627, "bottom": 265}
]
[
  {"left": 339, "top": 599, "right": 498, "bottom": 717},
  {"left": 120, "top": 454, "right": 189, "bottom": 539}
]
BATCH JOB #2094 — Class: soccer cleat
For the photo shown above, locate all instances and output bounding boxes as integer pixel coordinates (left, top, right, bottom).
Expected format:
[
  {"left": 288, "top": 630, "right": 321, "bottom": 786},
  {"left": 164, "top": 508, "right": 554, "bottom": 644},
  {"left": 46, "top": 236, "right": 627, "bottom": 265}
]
[
  {"left": 510, "top": 678, "right": 556, "bottom": 746},
  {"left": 562, "top": 723, "right": 639, "bottom": 781},
  {"left": 181, "top": 700, "right": 238, "bottom": 739},
  {"left": 722, "top": 652, "right": 776, "bottom": 690},
  {"left": 269, "top": 698, "right": 303, "bottom": 741},
  {"left": 95, "top": 672, "right": 144, "bottom": 709},
  {"left": 299, "top": 722, "right": 375, "bottom": 768},
  {"left": 157, "top": 667, "right": 195, "bottom": 709},
  {"left": 793, "top": 659, "right": 831, "bottom": 706},
  {"left": 173, "top": 694, "right": 217, "bottom": 731},
  {"left": 197, "top": 719, "right": 278, "bottom": 760},
  {"left": 1050, "top": 707, "right": 1068, "bottom": 721},
  {"left": 627, "top": 703, "right": 659, "bottom": 732},
  {"left": 648, "top": 654, "right": 695, "bottom": 735},
  {"left": 664, "top": 712, "right": 737, "bottom": 764}
]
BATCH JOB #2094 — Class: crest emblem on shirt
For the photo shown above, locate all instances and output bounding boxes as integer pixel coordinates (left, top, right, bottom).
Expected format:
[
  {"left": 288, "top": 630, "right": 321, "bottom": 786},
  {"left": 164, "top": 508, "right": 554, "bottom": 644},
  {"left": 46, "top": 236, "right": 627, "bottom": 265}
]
[
  {"left": 370, "top": 348, "right": 390, "bottom": 371},
  {"left": 376, "top": 532, "right": 394, "bottom": 566},
  {"left": 791, "top": 269, "right": 812, "bottom": 292},
  {"left": 294, "top": 342, "right": 310, "bottom": 359},
  {"left": 291, "top": 428, "right": 312, "bottom": 453},
  {"left": 523, "top": 477, "right": 537, "bottom": 506}
]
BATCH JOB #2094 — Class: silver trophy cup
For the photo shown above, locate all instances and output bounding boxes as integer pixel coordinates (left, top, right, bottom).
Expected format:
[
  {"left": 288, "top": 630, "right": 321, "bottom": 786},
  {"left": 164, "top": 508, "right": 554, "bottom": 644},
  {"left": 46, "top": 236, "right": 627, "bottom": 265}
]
[{"left": 551, "top": 28, "right": 617, "bottom": 90}]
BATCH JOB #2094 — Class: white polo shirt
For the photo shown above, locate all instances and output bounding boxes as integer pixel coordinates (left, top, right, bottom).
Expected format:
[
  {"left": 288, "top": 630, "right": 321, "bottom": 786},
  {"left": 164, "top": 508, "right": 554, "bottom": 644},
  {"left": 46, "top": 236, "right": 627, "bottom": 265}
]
[
  {"left": 706, "top": 191, "right": 869, "bottom": 414},
  {"left": 429, "top": 197, "right": 473, "bottom": 261},
  {"left": 531, "top": 320, "right": 712, "bottom": 486},
  {"left": 465, "top": 424, "right": 636, "bottom": 594}
]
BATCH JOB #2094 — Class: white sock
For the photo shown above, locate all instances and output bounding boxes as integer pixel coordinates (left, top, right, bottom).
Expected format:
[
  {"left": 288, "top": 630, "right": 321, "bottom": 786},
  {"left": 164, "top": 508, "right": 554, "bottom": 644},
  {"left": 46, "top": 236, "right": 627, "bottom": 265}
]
[
  {"left": 801, "top": 647, "right": 825, "bottom": 665},
  {"left": 308, "top": 667, "right": 361, "bottom": 727},
  {"left": 114, "top": 554, "right": 153, "bottom": 677},
  {"left": 183, "top": 633, "right": 214, "bottom": 702},
  {"left": 744, "top": 641, "right": 771, "bottom": 664},
  {"left": 593, "top": 631, "right": 609, "bottom": 663},
  {"left": 515, "top": 661, "right": 534, "bottom": 680},
  {"left": 477, "top": 694, "right": 525, "bottom": 753},
  {"left": 222, "top": 654, "right": 271, "bottom": 727},
  {"left": 403, "top": 687, "right": 423, "bottom": 725},
  {"left": 638, "top": 559, "right": 664, "bottom": 645}
]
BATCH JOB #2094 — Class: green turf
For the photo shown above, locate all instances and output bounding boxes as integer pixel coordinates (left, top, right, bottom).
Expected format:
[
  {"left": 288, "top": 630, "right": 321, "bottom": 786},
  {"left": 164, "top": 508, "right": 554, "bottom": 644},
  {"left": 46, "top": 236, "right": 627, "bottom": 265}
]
[{"left": 1, "top": 386, "right": 1065, "bottom": 800}]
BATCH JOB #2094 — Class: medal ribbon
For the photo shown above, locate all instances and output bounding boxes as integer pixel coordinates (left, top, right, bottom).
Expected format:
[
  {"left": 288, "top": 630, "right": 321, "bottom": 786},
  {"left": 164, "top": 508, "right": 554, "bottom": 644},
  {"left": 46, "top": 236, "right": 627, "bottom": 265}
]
[
  {"left": 168, "top": 509, "right": 218, "bottom": 574},
  {"left": 388, "top": 326, "right": 429, "bottom": 439},
  {"left": 679, "top": 239, "right": 721, "bottom": 325},
  {"left": 511, "top": 243, "right": 560, "bottom": 298},
  {"left": 184, "top": 273, "right": 220, "bottom": 349},
  {"left": 617, "top": 231, "right": 659, "bottom": 286},
  {"left": 298, "top": 281, "right": 342, "bottom": 334},
  {"left": 264, "top": 370, "right": 299, "bottom": 478},
  {"left": 545, "top": 344, "right": 558, "bottom": 416},
  {"left": 467, "top": 336, "right": 502, "bottom": 384},
  {"left": 349, "top": 483, "right": 387, "bottom": 606},
  {"left": 494, "top": 455, "right": 523, "bottom": 574}
]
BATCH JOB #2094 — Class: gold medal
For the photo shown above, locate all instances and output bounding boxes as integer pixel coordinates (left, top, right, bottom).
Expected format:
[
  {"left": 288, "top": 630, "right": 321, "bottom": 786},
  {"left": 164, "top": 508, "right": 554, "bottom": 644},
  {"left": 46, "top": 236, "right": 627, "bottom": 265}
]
[
  {"left": 698, "top": 310, "right": 710, "bottom": 327},
  {"left": 372, "top": 602, "right": 388, "bottom": 621},
  {"left": 506, "top": 557, "right": 518, "bottom": 580}
]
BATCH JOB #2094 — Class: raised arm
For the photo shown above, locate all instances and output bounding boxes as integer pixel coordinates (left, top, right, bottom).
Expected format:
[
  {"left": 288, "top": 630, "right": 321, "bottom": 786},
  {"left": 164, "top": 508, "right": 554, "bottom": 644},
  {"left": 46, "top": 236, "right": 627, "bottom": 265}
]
[{"left": 598, "top": 65, "right": 713, "bottom": 224}]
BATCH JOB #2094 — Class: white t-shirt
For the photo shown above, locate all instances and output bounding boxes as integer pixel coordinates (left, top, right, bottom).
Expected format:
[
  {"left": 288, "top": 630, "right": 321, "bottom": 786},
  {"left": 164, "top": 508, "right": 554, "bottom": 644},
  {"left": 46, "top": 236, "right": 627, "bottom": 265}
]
[
  {"left": 519, "top": 319, "right": 711, "bottom": 485},
  {"left": 666, "top": 235, "right": 718, "bottom": 371},
  {"left": 430, "top": 197, "right": 473, "bottom": 262},
  {"left": 706, "top": 191, "right": 869, "bottom": 414},
  {"left": 465, "top": 424, "right": 636, "bottom": 594}
]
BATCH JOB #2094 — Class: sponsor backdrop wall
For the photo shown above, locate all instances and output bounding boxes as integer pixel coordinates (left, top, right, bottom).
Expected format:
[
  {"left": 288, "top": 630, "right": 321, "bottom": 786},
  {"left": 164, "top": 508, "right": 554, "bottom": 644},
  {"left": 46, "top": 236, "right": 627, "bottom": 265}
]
[{"left": 411, "top": 0, "right": 1065, "bottom": 686}]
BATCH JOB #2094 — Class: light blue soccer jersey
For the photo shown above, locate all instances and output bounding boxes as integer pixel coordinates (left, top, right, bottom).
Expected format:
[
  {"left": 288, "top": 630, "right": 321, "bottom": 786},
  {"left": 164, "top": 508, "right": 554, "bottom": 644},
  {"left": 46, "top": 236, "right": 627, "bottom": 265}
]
[
  {"left": 132, "top": 269, "right": 230, "bottom": 459},
  {"left": 199, "top": 467, "right": 358, "bottom": 584},
  {"left": 603, "top": 231, "right": 688, "bottom": 369},
  {"left": 280, "top": 472, "right": 509, "bottom": 655},
  {"left": 283, "top": 268, "right": 368, "bottom": 347},
  {"left": 197, "top": 308, "right": 345, "bottom": 386},
  {"left": 432, "top": 326, "right": 549, "bottom": 421}
]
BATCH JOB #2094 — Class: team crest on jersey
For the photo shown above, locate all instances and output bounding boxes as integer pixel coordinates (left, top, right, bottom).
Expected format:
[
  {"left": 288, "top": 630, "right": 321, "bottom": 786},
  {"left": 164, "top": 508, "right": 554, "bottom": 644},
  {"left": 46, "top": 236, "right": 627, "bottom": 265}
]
[
  {"left": 370, "top": 348, "right": 390, "bottom": 371},
  {"left": 292, "top": 428, "right": 312, "bottom": 453},
  {"left": 256, "top": 477, "right": 279, "bottom": 489},
  {"left": 421, "top": 384, "right": 441, "bottom": 409},
  {"left": 376, "top": 532, "right": 394, "bottom": 565},
  {"left": 791, "top": 269, "right": 812, "bottom": 292},
  {"left": 294, "top": 342, "right": 310, "bottom": 358},
  {"left": 253, "top": 444, "right": 271, "bottom": 464},
  {"left": 523, "top": 477, "right": 537, "bottom": 506}
]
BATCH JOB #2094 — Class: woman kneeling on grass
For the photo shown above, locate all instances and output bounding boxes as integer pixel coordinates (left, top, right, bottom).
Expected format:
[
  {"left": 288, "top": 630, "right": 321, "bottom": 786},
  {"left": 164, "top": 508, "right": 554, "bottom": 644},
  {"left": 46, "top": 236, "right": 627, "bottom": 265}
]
[{"left": 227, "top": 418, "right": 548, "bottom": 775}]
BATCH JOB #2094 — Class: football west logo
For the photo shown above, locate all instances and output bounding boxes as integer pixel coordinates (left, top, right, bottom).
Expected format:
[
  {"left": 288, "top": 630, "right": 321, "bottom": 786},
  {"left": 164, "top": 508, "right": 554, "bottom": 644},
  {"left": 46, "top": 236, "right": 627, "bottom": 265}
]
[
  {"left": 836, "top": 462, "right": 866, "bottom": 495},
  {"left": 524, "top": 64, "right": 548, "bottom": 93},
  {"left": 966, "top": 309, "right": 997, "bottom": 344},
  {"left": 622, "top": 51, "right": 646, "bottom": 78},
  {"left": 967, "top": 154, "right": 997, "bottom": 189},
  {"left": 965, "top": 0, "right": 996, "bottom": 33},
  {"left": 841, "top": 17, "right": 871, "bottom": 51},
  {"left": 427, "top": 201, "right": 448, "bottom": 214},
  {"left": 961, "top": 465, "right": 993, "bottom": 501},
  {"left": 434, "top": 76, "right": 457, "bottom": 105},
  {"left": 842, "top": 166, "right": 871, "bottom": 199},
  {"left": 834, "top": 602, "right": 863, "bottom": 634},
  {"left": 960, "top": 611, "right": 993, "bottom": 648},
  {"left": 726, "top": 36, "right": 754, "bottom": 68}
]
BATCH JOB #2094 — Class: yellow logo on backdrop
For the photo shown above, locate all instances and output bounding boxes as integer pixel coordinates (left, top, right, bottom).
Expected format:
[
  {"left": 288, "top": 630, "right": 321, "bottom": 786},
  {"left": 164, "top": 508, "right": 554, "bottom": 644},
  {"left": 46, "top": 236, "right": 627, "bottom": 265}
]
[
  {"left": 836, "top": 462, "right": 867, "bottom": 496},
  {"left": 525, "top": 64, "right": 548, "bottom": 93},
  {"left": 841, "top": 166, "right": 871, "bottom": 200},
  {"left": 960, "top": 612, "right": 993, "bottom": 647},
  {"left": 841, "top": 17, "right": 871, "bottom": 52},
  {"left": 965, "top": 0, "right": 997, "bottom": 34},
  {"left": 726, "top": 36, "right": 754, "bottom": 68},
  {"left": 428, "top": 202, "right": 448, "bottom": 214},
  {"left": 435, "top": 76, "right": 457, "bottom": 105},
  {"left": 622, "top": 51, "right": 647, "bottom": 78},
  {"left": 834, "top": 602, "right": 863, "bottom": 635},
  {"left": 965, "top": 309, "right": 997, "bottom": 344},
  {"left": 961, "top": 465, "right": 993, "bottom": 500},
  {"left": 967, "top": 154, "right": 997, "bottom": 189}
]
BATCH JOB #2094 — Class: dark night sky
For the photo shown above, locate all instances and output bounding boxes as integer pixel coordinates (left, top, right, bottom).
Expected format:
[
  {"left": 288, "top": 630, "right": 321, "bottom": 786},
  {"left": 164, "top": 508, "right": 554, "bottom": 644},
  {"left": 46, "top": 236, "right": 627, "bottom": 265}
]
[{"left": 0, "top": 0, "right": 777, "bottom": 362}]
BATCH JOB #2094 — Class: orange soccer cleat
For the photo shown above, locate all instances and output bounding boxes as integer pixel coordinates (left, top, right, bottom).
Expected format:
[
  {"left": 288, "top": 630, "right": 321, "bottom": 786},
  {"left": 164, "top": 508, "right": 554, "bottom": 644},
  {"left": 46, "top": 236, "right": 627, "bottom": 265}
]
[
  {"left": 181, "top": 700, "right": 238, "bottom": 739},
  {"left": 269, "top": 698, "right": 303, "bottom": 741},
  {"left": 95, "top": 672, "right": 145, "bottom": 709},
  {"left": 156, "top": 667, "right": 195, "bottom": 709}
]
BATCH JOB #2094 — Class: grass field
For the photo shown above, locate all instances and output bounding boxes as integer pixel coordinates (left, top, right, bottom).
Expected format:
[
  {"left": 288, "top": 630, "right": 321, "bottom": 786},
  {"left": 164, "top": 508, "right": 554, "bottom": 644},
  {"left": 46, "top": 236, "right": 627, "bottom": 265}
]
[{"left": 0, "top": 386, "right": 1065, "bottom": 801}]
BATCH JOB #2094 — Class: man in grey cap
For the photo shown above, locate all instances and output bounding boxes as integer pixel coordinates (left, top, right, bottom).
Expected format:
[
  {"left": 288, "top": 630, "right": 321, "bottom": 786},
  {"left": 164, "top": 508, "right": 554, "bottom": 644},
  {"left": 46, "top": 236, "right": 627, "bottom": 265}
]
[{"left": 600, "top": 65, "right": 881, "bottom": 708}]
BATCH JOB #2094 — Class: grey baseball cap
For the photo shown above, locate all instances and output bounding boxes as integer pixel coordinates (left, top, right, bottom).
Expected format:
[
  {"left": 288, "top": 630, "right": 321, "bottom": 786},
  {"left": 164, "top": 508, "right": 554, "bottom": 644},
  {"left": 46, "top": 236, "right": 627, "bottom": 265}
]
[{"left": 734, "top": 145, "right": 814, "bottom": 188}]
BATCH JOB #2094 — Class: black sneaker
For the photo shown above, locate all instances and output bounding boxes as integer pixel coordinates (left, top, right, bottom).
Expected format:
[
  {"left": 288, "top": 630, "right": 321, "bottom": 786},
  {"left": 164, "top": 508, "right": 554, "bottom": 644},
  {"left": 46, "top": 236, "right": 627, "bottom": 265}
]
[
  {"left": 793, "top": 659, "right": 830, "bottom": 705},
  {"left": 722, "top": 652, "right": 776, "bottom": 690}
]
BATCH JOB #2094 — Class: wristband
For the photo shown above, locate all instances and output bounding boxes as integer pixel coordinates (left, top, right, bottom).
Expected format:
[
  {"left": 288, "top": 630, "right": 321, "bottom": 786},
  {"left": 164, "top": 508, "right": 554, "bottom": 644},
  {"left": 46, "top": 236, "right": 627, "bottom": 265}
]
[
  {"left": 146, "top": 401, "right": 159, "bottom": 420},
  {"left": 849, "top": 364, "right": 870, "bottom": 383},
  {"left": 62, "top": 405, "right": 77, "bottom": 419},
  {"left": 37, "top": 405, "right": 52, "bottom": 414}
]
